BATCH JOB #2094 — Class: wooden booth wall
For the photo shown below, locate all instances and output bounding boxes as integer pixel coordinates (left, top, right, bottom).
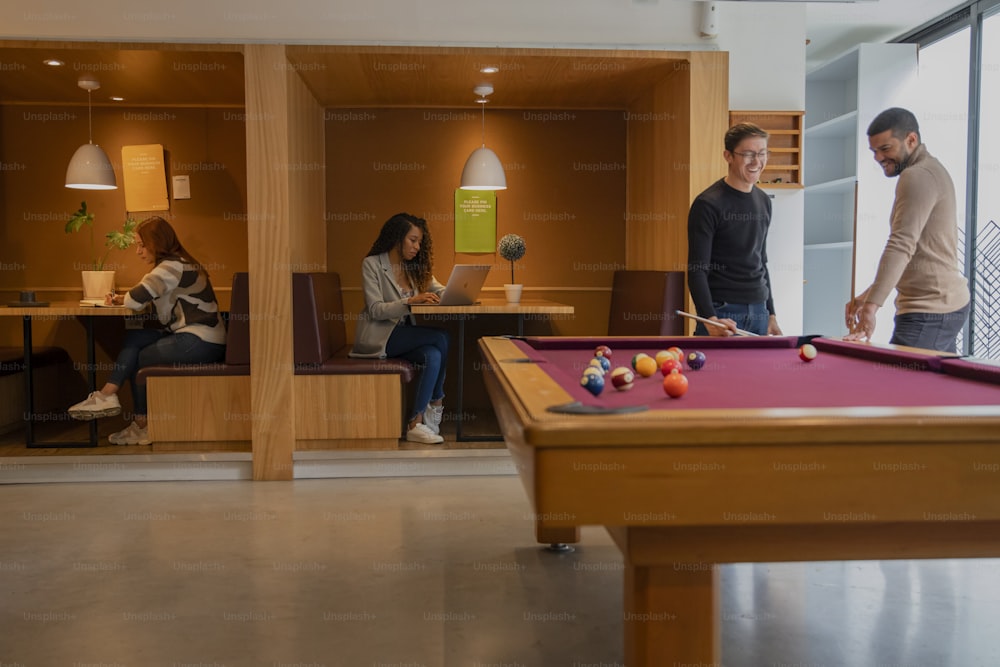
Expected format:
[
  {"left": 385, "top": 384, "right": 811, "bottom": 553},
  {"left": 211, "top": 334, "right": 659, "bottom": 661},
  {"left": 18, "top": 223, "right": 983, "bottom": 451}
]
[
  {"left": 326, "top": 107, "right": 628, "bottom": 340},
  {"left": 0, "top": 103, "right": 249, "bottom": 398}
]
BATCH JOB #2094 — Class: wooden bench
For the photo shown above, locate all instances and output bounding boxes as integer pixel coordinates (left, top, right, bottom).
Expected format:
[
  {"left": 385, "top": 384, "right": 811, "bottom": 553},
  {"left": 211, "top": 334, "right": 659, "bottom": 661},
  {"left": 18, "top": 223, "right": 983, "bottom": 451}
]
[
  {"left": 139, "top": 273, "right": 251, "bottom": 450},
  {"left": 292, "top": 272, "right": 414, "bottom": 450},
  {"left": 139, "top": 271, "right": 413, "bottom": 451}
]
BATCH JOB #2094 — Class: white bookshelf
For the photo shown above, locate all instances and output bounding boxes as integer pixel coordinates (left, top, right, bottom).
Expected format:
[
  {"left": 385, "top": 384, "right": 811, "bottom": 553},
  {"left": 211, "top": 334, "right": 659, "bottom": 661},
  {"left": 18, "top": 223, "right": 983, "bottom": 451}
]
[{"left": 803, "top": 43, "right": 918, "bottom": 340}]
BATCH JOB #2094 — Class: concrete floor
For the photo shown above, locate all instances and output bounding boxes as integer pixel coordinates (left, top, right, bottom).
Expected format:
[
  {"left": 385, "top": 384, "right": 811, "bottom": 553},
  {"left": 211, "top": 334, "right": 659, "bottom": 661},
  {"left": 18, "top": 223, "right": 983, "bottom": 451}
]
[{"left": 1, "top": 476, "right": 999, "bottom": 666}]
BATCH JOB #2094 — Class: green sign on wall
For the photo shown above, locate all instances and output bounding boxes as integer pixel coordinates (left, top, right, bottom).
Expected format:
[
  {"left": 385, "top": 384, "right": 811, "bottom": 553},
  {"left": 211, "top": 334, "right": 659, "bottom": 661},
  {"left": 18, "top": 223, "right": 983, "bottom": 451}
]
[{"left": 454, "top": 190, "right": 497, "bottom": 253}]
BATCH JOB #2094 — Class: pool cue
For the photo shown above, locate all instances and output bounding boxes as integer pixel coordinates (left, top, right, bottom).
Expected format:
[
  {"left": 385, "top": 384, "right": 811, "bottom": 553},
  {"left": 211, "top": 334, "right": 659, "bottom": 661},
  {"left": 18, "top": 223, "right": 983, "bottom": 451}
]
[{"left": 674, "top": 310, "right": 760, "bottom": 337}]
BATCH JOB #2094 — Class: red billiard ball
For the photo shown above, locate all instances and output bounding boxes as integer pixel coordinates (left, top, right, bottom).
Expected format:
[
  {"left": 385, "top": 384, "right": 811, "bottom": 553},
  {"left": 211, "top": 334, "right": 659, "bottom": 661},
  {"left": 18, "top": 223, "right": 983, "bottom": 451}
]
[
  {"left": 662, "top": 370, "right": 688, "bottom": 398},
  {"left": 667, "top": 346, "right": 684, "bottom": 362},
  {"left": 799, "top": 344, "right": 818, "bottom": 362},
  {"left": 660, "top": 357, "right": 683, "bottom": 376},
  {"left": 610, "top": 366, "right": 635, "bottom": 391},
  {"left": 595, "top": 345, "right": 613, "bottom": 359}
]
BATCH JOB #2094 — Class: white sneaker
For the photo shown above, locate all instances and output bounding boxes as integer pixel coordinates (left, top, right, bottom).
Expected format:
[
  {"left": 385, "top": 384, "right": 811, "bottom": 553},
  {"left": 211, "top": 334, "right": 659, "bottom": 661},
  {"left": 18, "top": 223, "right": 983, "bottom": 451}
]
[
  {"left": 68, "top": 391, "right": 121, "bottom": 420},
  {"left": 406, "top": 422, "right": 444, "bottom": 444},
  {"left": 108, "top": 421, "right": 151, "bottom": 446},
  {"left": 423, "top": 404, "right": 444, "bottom": 435}
]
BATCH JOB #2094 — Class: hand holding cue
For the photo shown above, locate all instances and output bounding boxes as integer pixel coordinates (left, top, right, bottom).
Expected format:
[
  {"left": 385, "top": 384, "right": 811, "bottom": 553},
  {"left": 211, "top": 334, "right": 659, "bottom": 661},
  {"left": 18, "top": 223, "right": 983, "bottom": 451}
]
[{"left": 674, "top": 310, "right": 760, "bottom": 337}]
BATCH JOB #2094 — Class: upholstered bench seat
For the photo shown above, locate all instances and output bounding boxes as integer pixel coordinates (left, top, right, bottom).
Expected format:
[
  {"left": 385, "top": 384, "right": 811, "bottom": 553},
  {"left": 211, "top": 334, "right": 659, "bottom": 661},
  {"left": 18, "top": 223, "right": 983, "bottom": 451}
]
[
  {"left": 292, "top": 272, "right": 414, "bottom": 449},
  {"left": 139, "top": 273, "right": 251, "bottom": 449}
]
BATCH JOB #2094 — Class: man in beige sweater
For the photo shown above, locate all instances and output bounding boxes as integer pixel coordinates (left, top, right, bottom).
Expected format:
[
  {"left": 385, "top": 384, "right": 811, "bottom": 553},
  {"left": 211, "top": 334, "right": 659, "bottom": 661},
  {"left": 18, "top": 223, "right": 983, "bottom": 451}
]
[{"left": 845, "top": 107, "right": 970, "bottom": 353}]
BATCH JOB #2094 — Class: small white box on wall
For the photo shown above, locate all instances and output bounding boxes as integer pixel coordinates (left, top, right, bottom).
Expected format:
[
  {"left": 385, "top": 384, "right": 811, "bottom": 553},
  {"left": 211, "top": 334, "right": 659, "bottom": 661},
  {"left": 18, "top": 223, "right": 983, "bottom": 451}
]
[{"left": 172, "top": 175, "right": 191, "bottom": 200}]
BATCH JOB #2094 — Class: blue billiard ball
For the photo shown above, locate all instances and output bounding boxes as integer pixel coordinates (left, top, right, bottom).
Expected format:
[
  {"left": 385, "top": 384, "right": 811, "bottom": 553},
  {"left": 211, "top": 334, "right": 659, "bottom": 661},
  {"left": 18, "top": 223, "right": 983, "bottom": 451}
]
[
  {"left": 593, "top": 355, "right": 611, "bottom": 372},
  {"left": 580, "top": 372, "right": 605, "bottom": 396},
  {"left": 687, "top": 351, "right": 706, "bottom": 370}
]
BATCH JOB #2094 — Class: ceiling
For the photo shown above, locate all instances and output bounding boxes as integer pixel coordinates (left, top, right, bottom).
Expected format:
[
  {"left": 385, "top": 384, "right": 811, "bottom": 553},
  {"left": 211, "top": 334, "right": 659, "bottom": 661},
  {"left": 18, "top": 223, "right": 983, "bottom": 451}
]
[
  {"left": 0, "top": 44, "right": 693, "bottom": 110},
  {"left": 805, "top": 0, "right": 966, "bottom": 67},
  {"left": 0, "top": 0, "right": 968, "bottom": 108}
]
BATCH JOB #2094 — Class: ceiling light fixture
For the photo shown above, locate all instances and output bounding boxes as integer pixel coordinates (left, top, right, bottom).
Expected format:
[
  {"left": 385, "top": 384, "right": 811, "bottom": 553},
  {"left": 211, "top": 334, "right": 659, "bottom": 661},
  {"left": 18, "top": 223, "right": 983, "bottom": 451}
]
[
  {"left": 43, "top": 58, "right": 64, "bottom": 67},
  {"left": 65, "top": 75, "right": 117, "bottom": 190},
  {"left": 459, "top": 84, "right": 507, "bottom": 191}
]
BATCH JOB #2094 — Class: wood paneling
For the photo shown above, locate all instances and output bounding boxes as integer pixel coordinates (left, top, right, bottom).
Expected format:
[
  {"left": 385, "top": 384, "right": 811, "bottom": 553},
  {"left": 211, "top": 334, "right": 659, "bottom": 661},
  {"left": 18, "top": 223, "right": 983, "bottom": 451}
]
[
  {"left": 293, "top": 375, "right": 402, "bottom": 441},
  {"left": 0, "top": 105, "right": 248, "bottom": 298},
  {"left": 288, "top": 46, "right": 687, "bottom": 109},
  {"left": 243, "top": 45, "right": 296, "bottom": 481},
  {"left": 626, "top": 51, "right": 728, "bottom": 332},
  {"left": 0, "top": 43, "right": 244, "bottom": 107},
  {"left": 146, "top": 375, "right": 251, "bottom": 441},
  {"left": 287, "top": 58, "right": 327, "bottom": 272}
]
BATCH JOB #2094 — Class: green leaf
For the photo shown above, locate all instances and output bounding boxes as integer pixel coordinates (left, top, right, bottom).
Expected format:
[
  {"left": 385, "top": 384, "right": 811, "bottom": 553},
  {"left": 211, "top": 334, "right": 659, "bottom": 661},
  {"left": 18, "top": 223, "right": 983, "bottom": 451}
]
[{"left": 64, "top": 201, "right": 94, "bottom": 234}]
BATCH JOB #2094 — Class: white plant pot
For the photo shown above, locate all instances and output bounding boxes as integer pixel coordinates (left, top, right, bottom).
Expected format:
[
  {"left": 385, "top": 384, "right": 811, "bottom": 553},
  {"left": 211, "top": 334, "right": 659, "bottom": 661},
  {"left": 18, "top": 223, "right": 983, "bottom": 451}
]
[
  {"left": 81, "top": 270, "right": 116, "bottom": 300},
  {"left": 503, "top": 284, "right": 523, "bottom": 304}
]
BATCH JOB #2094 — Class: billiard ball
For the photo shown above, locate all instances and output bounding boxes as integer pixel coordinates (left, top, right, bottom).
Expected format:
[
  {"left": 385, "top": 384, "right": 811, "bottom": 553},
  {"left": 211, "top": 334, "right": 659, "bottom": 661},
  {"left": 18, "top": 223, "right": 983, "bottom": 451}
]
[
  {"left": 634, "top": 355, "right": 658, "bottom": 378},
  {"left": 610, "top": 366, "right": 635, "bottom": 391},
  {"left": 581, "top": 372, "right": 605, "bottom": 396},
  {"left": 594, "top": 355, "right": 611, "bottom": 372},
  {"left": 686, "top": 351, "right": 706, "bottom": 370},
  {"left": 631, "top": 353, "right": 650, "bottom": 371},
  {"left": 654, "top": 350, "right": 673, "bottom": 367},
  {"left": 660, "top": 357, "right": 683, "bottom": 375},
  {"left": 799, "top": 344, "right": 818, "bottom": 362},
  {"left": 594, "top": 345, "right": 613, "bottom": 359},
  {"left": 667, "top": 346, "right": 684, "bottom": 362},
  {"left": 662, "top": 370, "right": 688, "bottom": 398},
  {"left": 582, "top": 366, "right": 604, "bottom": 379},
  {"left": 587, "top": 358, "right": 607, "bottom": 375}
]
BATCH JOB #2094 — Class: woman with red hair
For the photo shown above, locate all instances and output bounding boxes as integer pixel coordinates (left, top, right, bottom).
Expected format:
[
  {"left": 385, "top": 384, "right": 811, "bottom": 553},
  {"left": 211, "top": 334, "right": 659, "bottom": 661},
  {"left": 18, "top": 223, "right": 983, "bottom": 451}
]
[{"left": 68, "top": 216, "right": 227, "bottom": 445}]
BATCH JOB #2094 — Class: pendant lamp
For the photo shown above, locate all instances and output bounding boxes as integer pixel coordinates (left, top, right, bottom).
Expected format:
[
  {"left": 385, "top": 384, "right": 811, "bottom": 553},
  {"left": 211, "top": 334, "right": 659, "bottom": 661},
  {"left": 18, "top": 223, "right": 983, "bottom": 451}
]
[
  {"left": 65, "top": 75, "right": 117, "bottom": 190},
  {"left": 460, "top": 84, "right": 507, "bottom": 191}
]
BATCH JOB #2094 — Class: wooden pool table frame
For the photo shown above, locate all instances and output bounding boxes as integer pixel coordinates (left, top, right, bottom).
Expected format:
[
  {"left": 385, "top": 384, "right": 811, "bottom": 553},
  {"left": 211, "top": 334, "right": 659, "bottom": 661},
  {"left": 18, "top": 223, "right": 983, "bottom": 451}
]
[{"left": 479, "top": 335, "right": 1000, "bottom": 666}]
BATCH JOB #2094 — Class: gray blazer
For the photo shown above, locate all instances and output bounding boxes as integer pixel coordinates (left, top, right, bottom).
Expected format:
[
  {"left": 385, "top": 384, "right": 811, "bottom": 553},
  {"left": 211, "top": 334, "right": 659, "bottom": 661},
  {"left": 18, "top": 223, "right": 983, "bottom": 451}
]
[{"left": 349, "top": 252, "right": 445, "bottom": 358}]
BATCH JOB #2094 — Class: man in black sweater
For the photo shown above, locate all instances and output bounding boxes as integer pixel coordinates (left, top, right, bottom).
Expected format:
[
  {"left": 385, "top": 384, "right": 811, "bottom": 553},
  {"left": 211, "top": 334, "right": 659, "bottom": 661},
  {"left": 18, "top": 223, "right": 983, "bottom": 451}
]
[{"left": 687, "top": 122, "right": 783, "bottom": 337}]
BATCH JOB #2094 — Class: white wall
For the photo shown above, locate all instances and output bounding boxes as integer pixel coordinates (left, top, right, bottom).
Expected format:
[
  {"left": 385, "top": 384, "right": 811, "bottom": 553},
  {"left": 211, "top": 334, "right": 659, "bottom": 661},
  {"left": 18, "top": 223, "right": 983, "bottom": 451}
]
[
  {"left": 2, "top": 0, "right": 808, "bottom": 331},
  {"left": 716, "top": 3, "right": 807, "bottom": 334}
]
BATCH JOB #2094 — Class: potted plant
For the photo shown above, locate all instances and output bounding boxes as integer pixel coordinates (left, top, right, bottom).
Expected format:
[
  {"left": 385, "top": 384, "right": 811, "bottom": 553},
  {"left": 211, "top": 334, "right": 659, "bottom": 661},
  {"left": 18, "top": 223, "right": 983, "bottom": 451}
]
[
  {"left": 497, "top": 233, "right": 526, "bottom": 304},
  {"left": 65, "top": 201, "right": 139, "bottom": 299}
]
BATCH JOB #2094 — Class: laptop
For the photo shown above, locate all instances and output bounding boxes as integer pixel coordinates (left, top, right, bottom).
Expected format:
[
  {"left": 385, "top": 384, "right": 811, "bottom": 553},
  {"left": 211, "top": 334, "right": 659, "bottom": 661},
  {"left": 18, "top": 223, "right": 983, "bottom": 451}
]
[{"left": 434, "top": 264, "right": 491, "bottom": 306}]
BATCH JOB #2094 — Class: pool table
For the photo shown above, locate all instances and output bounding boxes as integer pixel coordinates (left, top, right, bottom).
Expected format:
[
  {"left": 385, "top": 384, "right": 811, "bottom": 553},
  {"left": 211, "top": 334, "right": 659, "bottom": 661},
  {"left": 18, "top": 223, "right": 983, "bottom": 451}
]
[{"left": 478, "top": 335, "right": 1000, "bottom": 666}]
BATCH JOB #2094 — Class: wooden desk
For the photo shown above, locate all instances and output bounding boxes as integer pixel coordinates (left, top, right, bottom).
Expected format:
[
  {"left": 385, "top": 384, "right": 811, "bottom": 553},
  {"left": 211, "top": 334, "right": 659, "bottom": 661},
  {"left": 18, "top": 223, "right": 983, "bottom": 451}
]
[
  {"left": 0, "top": 302, "right": 132, "bottom": 447},
  {"left": 479, "top": 334, "right": 1000, "bottom": 665},
  {"left": 411, "top": 298, "right": 574, "bottom": 440}
]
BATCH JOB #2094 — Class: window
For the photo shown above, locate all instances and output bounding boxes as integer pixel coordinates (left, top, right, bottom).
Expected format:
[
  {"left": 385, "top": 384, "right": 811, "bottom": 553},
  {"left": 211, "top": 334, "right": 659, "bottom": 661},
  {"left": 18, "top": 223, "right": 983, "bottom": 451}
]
[{"left": 973, "top": 9, "right": 1000, "bottom": 357}]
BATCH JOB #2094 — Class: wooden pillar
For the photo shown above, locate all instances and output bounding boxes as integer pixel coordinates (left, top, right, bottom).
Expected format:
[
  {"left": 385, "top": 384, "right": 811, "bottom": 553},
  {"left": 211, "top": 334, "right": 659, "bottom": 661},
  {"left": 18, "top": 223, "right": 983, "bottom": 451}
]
[
  {"left": 625, "top": 50, "right": 728, "bottom": 330},
  {"left": 242, "top": 44, "right": 326, "bottom": 480}
]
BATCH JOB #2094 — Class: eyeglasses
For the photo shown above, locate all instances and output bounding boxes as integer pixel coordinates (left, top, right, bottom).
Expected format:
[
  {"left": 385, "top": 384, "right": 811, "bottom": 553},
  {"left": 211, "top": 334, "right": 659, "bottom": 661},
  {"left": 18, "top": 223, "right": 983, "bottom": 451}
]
[{"left": 731, "top": 150, "right": 769, "bottom": 162}]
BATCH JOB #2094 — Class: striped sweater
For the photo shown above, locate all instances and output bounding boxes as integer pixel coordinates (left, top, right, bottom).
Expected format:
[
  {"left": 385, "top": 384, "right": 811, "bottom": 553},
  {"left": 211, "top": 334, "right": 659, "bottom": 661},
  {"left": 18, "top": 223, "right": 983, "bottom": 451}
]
[{"left": 125, "top": 259, "right": 227, "bottom": 345}]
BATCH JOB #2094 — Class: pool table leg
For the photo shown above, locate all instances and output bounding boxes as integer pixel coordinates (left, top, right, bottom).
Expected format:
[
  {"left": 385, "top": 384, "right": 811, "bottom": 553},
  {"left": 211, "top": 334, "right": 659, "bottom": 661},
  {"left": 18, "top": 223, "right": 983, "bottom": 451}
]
[
  {"left": 623, "top": 559, "right": 721, "bottom": 666},
  {"left": 535, "top": 522, "right": 580, "bottom": 547}
]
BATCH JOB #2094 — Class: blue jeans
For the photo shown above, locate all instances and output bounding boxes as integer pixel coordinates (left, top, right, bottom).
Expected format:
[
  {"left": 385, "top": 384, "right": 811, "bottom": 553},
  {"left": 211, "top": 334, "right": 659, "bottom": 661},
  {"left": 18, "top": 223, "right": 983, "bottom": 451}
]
[
  {"left": 385, "top": 324, "right": 448, "bottom": 422},
  {"left": 108, "top": 329, "right": 226, "bottom": 416},
  {"left": 694, "top": 301, "right": 770, "bottom": 336},
  {"left": 890, "top": 303, "right": 969, "bottom": 353}
]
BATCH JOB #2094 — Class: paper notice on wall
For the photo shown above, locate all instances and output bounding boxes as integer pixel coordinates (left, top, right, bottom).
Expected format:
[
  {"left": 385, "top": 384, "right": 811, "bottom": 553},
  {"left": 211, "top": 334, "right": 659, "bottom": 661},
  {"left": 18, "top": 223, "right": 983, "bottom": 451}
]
[
  {"left": 122, "top": 144, "right": 169, "bottom": 211},
  {"left": 454, "top": 190, "right": 496, "bottom": 253}
]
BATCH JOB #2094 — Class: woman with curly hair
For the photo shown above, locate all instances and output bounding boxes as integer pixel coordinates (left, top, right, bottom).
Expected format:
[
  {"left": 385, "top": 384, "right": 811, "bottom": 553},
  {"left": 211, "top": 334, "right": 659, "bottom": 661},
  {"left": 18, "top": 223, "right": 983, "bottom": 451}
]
[{"left": 350, "top": 213, "right": 449, "bottom": 444}]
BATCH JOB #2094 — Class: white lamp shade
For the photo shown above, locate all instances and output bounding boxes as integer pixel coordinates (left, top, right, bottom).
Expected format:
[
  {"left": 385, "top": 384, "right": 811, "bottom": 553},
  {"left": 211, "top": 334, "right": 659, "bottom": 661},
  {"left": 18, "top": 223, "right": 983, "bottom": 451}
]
[
  {"left": 459, "top": 146, "right": 507, "bottom": 190},
  {"left": 65, "top": 143, "right": 118, "bottom": 190}
]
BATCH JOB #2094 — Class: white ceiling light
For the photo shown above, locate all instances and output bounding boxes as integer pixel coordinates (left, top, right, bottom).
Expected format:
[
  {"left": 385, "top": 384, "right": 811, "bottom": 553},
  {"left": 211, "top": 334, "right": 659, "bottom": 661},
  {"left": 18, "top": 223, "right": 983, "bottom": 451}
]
[
  {"left": 459, "top": 84, "right": 507, "bottom": 191},
  {"left": 65, "top": 75, "right": 117, "bottom": 190}
]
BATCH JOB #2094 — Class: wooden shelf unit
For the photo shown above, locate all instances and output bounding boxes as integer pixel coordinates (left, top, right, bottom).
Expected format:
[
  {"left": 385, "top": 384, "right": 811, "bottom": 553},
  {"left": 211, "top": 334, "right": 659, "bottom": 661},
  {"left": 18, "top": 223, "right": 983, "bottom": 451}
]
[{"left": 729, "top": 110, "right": 804, "bottom": 189}]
